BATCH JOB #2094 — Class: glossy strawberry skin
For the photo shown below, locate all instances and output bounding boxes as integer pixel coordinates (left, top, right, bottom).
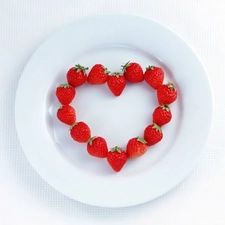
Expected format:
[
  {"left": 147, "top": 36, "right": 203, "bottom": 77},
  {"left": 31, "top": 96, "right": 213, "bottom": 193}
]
[
  {"left": 144, "top": 124, "right": 163, "bottom": 146},
  {"left": 57, "top": 105, "right": 76, "bottom": 125},
  {"left": 157, "top": 83, "right": 177, "bottom": 105},
  {"left": 153, "top": 105, "right": 172, "bottom": 126},
  {"left": 87, "top": 64, "right": 109, "bottom": 84},
  {"left": 87, "top": 136, "right": 108, "bottom": 158},
  {"left": 144, "top": 66, "right": 164, "bottom": 90},
  {"left": 122, "top": 62, "right": 144, "bottom": 83},
  {"left": 66, "top": 64, "right": 88, "bottom": 87},
  {"left": 56, "top": 84, "right": 75, "bottom": 105},
  {"left": 107, "top": 147, "right": 127, "bottom": 172},
  {"left": 107, "top": 73, "right": 126, "bottom": 96},
  {"left": 126, "top": 137, "right": 147, "bottom": 158},
  {"left": 70, "top": 122, "right": 91, "bottom": 143}
]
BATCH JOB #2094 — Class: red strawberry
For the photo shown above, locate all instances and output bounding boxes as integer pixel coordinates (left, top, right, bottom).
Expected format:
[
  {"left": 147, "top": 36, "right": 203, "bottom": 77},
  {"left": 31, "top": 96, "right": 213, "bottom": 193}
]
[
  {"left": 56, "top": 84, "right": 75, "bottom": 105},
  {"left": 70, "top": 122, "right": 91, "bottom": 143},
  {"left": 144, "top": 124, "right": 163, "bottom": 146},
  {"left": 107, "top": 72, "right": 126, "bottom": 96},
  {"left": 87, "top": 64, "right": 109, "bottom": 84},
  {"left": 152, "top": 105, "right": 172, "bottom": 126},
  {"left": 122, "top": 61, "right": 144, "bottom": 83},
  {"left": 87, "top": 136, "right": 108, "bottom": 158},
  {"left": 107, "top": 146, "right": 127, "bottom": 172},
  {"left": 144, "top": 66, "right": 164, "bottom": 90},
  {"left": 157, "top": 83, "right": 177, "bottom": 105},
  {"left": 66, "top": 64, "right": 88, "bottom": 87},
  {"left": 57, "top": 105, "right": 76, "bottom": 125},
  {"left": 126, "top": 137, "right": 147, "bottom": 158}
]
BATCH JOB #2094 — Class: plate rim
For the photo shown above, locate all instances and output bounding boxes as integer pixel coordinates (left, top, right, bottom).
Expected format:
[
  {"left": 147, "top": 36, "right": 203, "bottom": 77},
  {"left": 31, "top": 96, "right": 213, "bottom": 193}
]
[{"left": 15, "top": 13, "right": 213, "bottom": 207}]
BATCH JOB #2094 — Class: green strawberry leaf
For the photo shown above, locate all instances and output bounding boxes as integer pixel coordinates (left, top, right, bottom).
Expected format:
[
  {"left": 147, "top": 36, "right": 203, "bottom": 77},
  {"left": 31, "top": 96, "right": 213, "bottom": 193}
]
[
  {"left": 167, "top": 82, "right": 176, "bottom": 90},
  {"left": 87, "top": 136, "right": 97, "bottom": 145},
  {"left": 111, "top": 146, "right": 122, "bottom": 153},
  {"left": 110, "top": 72, "right": 123, "bottom": 78},
  {"left": 70, "top": 122, "right": 78, "bottom": 130},
  {"left": 121, "top": 61, "right": 130, "bottom": 72},
  {"left": 59, "top": 84, "right": 71, "bottom": 88},
  {"left": 75, "top": 64, "right": 89, "bottom": 72},
  {"left": 152, "top": 123, "right": 162, "bottom": 132},
  {"left": 161, "top": 104, "right": 170, "bottom": 112},
  {"left": 102, "top": 65, "right": 110, "bottom": 74},
  {"left": 137, "top": 136, "right": 147, "bottom": 144},
  {"left": 146, "top": 65, "right": 155, "bottom": 70}
]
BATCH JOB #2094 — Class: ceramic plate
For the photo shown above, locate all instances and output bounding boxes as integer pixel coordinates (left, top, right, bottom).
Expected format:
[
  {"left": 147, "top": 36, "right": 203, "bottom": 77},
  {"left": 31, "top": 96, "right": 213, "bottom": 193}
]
[{"left": 15, "top": 14, "right": 213, "bottom": 207}]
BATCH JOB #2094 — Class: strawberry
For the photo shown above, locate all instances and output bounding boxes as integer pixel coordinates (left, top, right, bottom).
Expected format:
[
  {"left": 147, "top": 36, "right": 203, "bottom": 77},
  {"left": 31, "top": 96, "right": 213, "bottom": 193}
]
[
  {"left": 107, "top": 146, "right": 127, "bottom": 172},
  {"left": 152, "top": 105, "right": 172, "bottom": 126},
  {"left": 57, "top": 105, "right": 76, "bottom": 125},
  {"left": 126, "top": 137, "right": 147, "bottom": 158},
  {"left": 87, "top": 136, "right": 108, "bottom": 158},
  {"left": 87, "top": 64, "right": 109, "bottom": 84},
  {"left": 157, "top": 83, "right": 177, "bottom": 105},
  {"left": 144, "top": 65, "right": 164, "bottom": 90},
  {"left": 144, "top": 124, "right": 163, "bottom": 146},
  {"left": 107, "top": 72, "right": 126, "bottom": 96},
  {"left": 66, "top": 64, "right": 88, "bottom": 87},
  {"left": 121, "top": 61, "right": 144, "bottom": 83},
  {"left": 56, "top": 84, "right": 75, "bottom": 105},
  {"left": 70, "top": 122, "right": 91, "bottom": 143}
]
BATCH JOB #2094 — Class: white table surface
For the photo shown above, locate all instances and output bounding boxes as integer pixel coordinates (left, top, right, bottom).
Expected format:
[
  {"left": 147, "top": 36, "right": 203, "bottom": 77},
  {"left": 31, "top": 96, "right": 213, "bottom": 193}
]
[{"left": 0, "top": 1, "right": 225, "bottom": 224}]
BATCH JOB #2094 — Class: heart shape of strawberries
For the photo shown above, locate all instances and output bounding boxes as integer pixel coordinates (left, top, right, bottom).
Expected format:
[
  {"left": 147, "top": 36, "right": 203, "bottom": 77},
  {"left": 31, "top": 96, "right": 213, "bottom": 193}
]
[{"left": 56, "top": 61, "right": 178, "bottom": 172}]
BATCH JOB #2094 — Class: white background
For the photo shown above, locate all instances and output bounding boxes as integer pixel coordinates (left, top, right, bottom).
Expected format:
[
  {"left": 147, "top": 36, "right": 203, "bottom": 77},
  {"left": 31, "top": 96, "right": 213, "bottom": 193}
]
[{"left": 0, "top": 1, "right": 225, "bottom": 224}]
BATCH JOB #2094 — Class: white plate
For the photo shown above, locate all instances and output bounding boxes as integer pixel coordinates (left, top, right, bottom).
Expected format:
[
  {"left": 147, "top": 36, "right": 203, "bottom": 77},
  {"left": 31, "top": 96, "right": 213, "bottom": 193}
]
[{"left": 15, "top": 14, "right": 213, "bottom": 207}]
